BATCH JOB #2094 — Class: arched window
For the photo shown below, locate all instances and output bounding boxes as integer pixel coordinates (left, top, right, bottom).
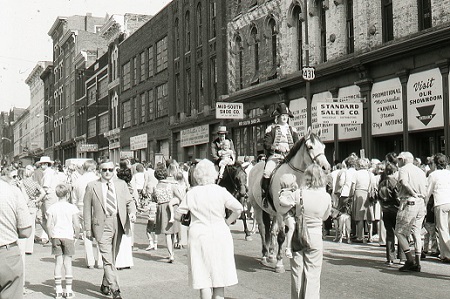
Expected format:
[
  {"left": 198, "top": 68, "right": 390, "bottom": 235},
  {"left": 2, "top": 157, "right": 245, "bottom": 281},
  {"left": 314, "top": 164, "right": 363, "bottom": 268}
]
[
  {"left": 250, "top": 26, "right": 259, "bottom": 85},
  {"left": 269, "top": 18, "right": 277, "bottom": 70},
  {"left": 196, "top": 3, "right": 202, "bottom": 46},
  {"left": 209, "top": 0, "right": 216, "bottom": 39},
  {"left": 185, "top": 11, "right": 191, "bottom": 52},
  {"left": 292, "top": 5, "right": 303, "bottom": 70},
  {"left": 235, "top": 35, "right": 243, "bottom": 89}
]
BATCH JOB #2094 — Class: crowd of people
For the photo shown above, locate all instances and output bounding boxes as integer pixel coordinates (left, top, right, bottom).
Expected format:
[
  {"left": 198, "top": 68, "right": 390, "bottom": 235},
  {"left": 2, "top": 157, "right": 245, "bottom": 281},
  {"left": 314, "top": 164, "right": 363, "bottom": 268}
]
[{"left": 1, "top": 137, "right": 450, "bottom": 299}]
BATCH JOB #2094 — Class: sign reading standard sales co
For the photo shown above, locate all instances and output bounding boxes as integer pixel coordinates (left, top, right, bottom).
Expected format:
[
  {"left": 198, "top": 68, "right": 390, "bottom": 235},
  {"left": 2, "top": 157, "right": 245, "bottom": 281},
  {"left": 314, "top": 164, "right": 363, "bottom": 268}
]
[
  {"left": 216, "top": 102, "right": 244, "bottom": 119},
  {"left": 317, "top": 102, "right": 363, "bottom": 124}
]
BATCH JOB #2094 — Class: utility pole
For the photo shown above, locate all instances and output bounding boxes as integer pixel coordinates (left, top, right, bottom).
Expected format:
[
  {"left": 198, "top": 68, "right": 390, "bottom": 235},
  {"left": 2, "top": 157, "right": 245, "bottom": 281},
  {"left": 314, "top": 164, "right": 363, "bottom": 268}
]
[{"left": 303, "top": 0, "right": 314, "bottom": 128}]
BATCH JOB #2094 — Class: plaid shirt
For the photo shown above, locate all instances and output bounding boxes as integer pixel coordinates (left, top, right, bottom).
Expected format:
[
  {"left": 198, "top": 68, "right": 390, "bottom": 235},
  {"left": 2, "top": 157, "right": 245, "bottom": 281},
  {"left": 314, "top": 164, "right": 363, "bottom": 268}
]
[{"left": 0, "top": 180, "right": 32, "bottom": 246}]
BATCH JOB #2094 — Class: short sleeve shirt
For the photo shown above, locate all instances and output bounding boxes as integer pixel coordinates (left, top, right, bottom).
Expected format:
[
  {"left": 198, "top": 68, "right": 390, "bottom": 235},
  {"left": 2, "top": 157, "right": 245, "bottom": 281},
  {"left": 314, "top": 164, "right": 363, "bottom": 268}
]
[
  {"left": 0, "top": 180, "right": 32, "bottom": 246},
  {"left": 398, "top": 163, "right": 427, "bottom": 198},
  {"left": 46, "top": 201, "right": 79, "bottom": 239}
]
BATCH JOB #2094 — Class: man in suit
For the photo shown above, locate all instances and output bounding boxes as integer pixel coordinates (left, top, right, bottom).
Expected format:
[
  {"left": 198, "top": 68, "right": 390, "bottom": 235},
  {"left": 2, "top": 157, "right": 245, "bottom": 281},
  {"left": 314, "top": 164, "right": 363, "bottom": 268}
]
[{"left": 83, "top": 159, "right": 136, "bottom": 299}]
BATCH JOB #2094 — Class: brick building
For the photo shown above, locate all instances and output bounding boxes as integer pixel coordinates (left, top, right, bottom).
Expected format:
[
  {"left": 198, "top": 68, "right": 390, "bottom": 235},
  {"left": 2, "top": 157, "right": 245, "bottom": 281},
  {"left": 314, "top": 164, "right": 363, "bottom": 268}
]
[
  {"left": 41, "top": 64, "right": 55, "bottom": 159},
  {"left": 224, "top": 0, "right": 450, "bottom": 162}
]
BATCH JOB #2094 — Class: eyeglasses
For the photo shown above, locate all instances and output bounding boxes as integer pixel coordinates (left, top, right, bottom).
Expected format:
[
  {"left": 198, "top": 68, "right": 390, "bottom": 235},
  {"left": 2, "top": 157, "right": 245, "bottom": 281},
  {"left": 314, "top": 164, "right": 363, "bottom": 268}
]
[{"left": 101, "top": 168, "right": 115, "bottom": 172}]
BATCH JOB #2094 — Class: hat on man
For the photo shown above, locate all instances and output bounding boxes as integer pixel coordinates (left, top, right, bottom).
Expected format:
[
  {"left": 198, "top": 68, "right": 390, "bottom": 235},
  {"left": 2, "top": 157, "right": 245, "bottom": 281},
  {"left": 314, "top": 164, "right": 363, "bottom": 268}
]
[
  {"left": 217, "top": 126, "right": 228, "bottom": 134},
  {"left": 397, "top": 151, "right": 414, "bottom": 161},
  {"left": 36, "top": 156, "right": 54, "bottom": 165},
  {"left": 271, "top": 103, "right": 294, "bottom": 118}
]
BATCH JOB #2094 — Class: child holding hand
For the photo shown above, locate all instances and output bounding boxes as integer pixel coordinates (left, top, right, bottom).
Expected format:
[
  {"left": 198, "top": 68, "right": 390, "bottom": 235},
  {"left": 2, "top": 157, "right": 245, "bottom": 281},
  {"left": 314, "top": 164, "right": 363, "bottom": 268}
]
[{"left": 278, "top": 173, "right": 301, "bottom": 258}]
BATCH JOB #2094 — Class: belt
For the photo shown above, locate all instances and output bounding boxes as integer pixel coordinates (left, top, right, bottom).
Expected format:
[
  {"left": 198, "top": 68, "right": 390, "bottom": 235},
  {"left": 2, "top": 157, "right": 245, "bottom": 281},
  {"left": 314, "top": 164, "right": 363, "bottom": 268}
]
[{"left": 0, "top": 242, "right": 18, "bottom": 250}]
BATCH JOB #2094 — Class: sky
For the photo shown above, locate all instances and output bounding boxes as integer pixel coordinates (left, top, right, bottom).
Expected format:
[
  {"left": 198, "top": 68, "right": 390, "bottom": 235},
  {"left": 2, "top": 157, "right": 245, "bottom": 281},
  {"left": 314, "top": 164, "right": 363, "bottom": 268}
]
[{"left": 0, "top": 0, "right": 172, "bottom": 113}]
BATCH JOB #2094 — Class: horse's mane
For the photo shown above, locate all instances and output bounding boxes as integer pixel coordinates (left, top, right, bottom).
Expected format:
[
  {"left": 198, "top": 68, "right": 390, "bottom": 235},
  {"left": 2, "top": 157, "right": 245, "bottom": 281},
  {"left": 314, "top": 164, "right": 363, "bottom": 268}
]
[{"left": 284, "top": 133, "right": 320, "bottom": 163}]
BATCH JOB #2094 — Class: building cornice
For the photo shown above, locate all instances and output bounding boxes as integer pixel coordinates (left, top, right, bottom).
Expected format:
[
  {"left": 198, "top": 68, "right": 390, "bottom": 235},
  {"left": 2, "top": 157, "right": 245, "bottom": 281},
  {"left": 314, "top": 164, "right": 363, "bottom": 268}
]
[{"left": 48, "top": 17, "right": 68, "bottom": 38}]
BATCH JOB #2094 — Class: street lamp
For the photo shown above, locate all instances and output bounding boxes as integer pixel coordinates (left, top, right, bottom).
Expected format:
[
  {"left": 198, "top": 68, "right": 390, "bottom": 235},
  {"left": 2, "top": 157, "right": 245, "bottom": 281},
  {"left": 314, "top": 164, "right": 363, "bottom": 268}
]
[
  {"left": 1, "top": 137, "right": 12, "bottom": 142},
  {"left": 36, "top": 114, "right": 52, "bottom": 121}
]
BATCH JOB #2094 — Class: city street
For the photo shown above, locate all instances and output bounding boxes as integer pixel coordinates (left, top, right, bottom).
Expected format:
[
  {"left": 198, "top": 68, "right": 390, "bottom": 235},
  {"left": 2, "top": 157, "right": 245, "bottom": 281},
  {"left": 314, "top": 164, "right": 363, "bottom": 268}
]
[{"left": 23, "top": 215, "right": 450, "bottom": 299}]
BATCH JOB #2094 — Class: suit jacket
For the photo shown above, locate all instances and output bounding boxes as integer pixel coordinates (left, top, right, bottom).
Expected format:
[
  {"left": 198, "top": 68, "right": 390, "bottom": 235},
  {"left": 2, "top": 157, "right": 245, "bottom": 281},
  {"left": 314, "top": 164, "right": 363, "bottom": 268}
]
[
  {"left": 83, "top": 178, "right": 136, "bottom": 241},
  {"left": 263, "top": 125, "right": 300, "bottom": 156}
]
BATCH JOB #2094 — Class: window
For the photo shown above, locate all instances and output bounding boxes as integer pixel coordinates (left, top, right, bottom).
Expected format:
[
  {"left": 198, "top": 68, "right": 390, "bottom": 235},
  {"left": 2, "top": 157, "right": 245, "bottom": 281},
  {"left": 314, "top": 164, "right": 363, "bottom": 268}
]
[
  {"left": 209, "top": 1, "right": 216, "bottom": 39},
  {"left": 99, "top": 113, "right": 108, "bottom": 135},
  {"left": 147, "top": 89, "right": 154, "bottom": 120},
  {"left": 88, "top": 118, "right": 96, "bottom": 138},
  {"left": 87, "top": 84, "right": 97, "bottom": 105},
  {"left": 156, "top": 37, "right": 168, "bottom": 73},
  {"left": 319, "top": 3, "right": 327, "bottom": 62},
  {"left": 140, "top": 52, "right": 146, "bottom": 81},
  {"left": 148, "top": 46, "right": 154, "bottom": 77},
  {"left": 98, "top": 78, "right": 108, "bottom": 99},
  {"left": 196, "top": 3, "right": 202, "bottom": 46},
  {"left": 140, "top": 93, "right": 146, "bottom": 123},
  {"left": 197, "top": 64, "right": 204, "bottom": 109},
  {"left": 156, "top": 83, "right": 168, "bottom": 117},
  {"left": 122, "top": 100, "right": 131, "bottom": 128},
  {"left": 382, "top": 0, "right": 394, "bottom": 42},
  {"left": 236, "top": 0, "right": 242, "bottom": 14},
  {"left": 292, "top": 5, "right": 303, "bottom": 70},
  {"left": 133, "top": 96, "right": 139, "bottom": 126},
  {"left": 251, "top": 26, "right": 259, "bottom": 85},
  {"left": 185, "top": 11, "right": 191, "bottom": 52},
  {"left": 185, "top": 69, "right": 192, "bottom": 116},
  {"left": 111, "top": 46, "right": 119, "bottom": 80},
  {"left": 210, "top": 57, "right": 217, "bottom": 105},
  {"left": 418, "top": 0, "right": 432, "bottom": 30},
  {"left": 269, "top": 18, "right": 277, "bottom": 79},
  {"left": 133, "top": 57, "right": 137, "bottom": 85},
  {"left": 111, "top": 92, "right": 119, "bottom": 129},
  {"left": 346, "top": 0, "right": 354, "bottom": 54},
  {"left": 235, "top": 36, "right": 243, "bottom": 89},
  {"left": 175, "top": 19, "right": 180, "bottom": 57},
  {"left": 122, "top": 61, "right": 131, "bottom": 90}
]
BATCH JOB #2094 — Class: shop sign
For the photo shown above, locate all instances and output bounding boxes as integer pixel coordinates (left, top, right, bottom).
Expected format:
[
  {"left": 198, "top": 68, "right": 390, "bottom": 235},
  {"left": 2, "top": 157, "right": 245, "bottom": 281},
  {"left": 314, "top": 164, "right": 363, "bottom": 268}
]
[
  {"left": 181, "top": 125, "right": 209, "bottom": 147},
  {"left": 289, "top": 98, "right": 308, "bottom": 138},
  {"left": 79, "top": 144, "right": 98, "bottom": 152},
  {"left": 120, "top": 151, "right": 134, "bottom": 159},
  {"left": 311, "top": 92, "right": 334, "bottom": 142},
  {"left": 215, "top": 102, "right": 244, "bottom": 119},
  {"left": 337, "top": 85, "right": 362, "bottom": 139},
  {"left": 109, "top": 141, "right": 120, "bottom": 149},
  {"left": 371, "top": 78, "right": 403, "bottom": 135},
  {"left": 407, "top": 68, "right": 443, "bottom": 131},
  {"left": 317, "top": 101, "right": 363, "bottom": 124},
  {"left": 130, "top": 133, "right": 148, "bottom": 150}
]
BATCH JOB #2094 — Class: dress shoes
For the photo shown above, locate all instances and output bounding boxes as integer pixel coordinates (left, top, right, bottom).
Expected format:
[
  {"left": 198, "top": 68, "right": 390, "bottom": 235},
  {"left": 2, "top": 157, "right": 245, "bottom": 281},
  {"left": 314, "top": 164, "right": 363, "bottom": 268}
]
[
  {"left": 100, "top": 284, "right": 111, "bottom": 295},
  {"left": 399, "top": 261, "right": 421, "bottom": 272},
  {"left": 112, "top": 289, "right": 122, "bottom": 299}
]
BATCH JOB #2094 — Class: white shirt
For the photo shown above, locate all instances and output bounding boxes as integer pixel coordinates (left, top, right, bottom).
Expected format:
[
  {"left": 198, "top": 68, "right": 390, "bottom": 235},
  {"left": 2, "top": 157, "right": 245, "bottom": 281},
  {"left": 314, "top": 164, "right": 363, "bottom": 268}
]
[
  {"left": 46, "top": 201, "right": 79, "bottom": 239},
  {"left": 427, "top": 169, "right": 450, "bottom": 207},
  {"left": 72, "top": 172, "right": 99, "bottom": 210},
  {"left": 102, "top": 180, "right": 117, "bottom": 214}
]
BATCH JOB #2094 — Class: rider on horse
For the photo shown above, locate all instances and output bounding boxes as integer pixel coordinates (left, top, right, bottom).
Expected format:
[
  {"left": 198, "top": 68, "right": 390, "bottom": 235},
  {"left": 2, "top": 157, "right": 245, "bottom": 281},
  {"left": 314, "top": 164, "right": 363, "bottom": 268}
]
[
  {"left": 211, "top": 126, "right": 236, "bottom": 166},
  {"left": 261, "top": 103, "right": 300, "bottom": 210}
]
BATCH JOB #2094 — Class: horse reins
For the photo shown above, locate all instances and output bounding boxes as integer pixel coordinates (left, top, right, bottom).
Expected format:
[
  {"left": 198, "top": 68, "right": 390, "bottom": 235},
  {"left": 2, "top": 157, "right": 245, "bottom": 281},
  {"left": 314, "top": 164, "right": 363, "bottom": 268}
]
[{"left": 286, "top": 137, "right": 324, "bottom": 172}]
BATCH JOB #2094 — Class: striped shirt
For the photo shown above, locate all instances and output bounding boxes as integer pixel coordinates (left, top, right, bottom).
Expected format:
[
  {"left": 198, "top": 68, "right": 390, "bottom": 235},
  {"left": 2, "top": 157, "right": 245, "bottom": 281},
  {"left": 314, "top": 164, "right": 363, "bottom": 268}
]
[{"left": 0, "top": 180, "right": 32, "bottom": 246}]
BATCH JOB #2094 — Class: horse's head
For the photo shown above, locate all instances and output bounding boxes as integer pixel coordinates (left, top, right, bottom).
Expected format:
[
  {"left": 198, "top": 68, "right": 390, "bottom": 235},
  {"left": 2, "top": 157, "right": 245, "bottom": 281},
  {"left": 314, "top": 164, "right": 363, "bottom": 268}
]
[
  {"left": 304, "top": 127, "right": 331, "bottom": 172},
  {"left": 285, "top": 127, "right": 331, "bottom": 173}
]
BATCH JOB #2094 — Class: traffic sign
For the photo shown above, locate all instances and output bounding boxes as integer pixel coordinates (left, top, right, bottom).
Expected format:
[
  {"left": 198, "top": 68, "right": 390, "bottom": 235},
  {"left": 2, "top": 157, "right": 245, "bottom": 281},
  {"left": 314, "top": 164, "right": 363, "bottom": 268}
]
[{"left": 302, "top": 67, "right": 315, "bottom": 81}]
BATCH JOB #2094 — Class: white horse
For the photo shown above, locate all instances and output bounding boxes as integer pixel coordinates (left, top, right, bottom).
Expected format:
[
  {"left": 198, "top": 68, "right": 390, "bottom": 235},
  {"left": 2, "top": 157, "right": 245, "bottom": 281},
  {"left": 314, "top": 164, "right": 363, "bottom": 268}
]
[{"left": 247, "top": 127, "right": 331, "bottom": 272}]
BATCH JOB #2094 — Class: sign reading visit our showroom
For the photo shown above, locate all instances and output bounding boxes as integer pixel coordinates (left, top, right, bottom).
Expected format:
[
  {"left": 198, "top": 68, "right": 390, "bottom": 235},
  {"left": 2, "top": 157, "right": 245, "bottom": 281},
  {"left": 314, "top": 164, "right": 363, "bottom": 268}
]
[
  {"left": 215, "top": 102, "right": 244, "bottom": 119},
  {"left": 317, "top": 101, "right": 363, "bottom": 124},
  {"left": 407, "top": 68, "right": 443, "bottom": 131},
  {"left": 130, "top": 133, "right": 148, "bottom": 150},
  {"left": 181, "top": 125, "right": 209, "bottom": 147},
  {"left": 371, "top": 78, "right": 403, "bottom": 135}
]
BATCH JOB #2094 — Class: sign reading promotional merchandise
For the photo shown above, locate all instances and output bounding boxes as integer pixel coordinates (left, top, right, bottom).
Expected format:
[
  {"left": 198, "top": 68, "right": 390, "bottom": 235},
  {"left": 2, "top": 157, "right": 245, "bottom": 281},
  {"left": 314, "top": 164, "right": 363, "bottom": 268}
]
[
  {"left": 317, "top": 101, "right": 363, "bottom": 124},
  {"left": 216, "top": 102, "right": 244, "bottom": 119}
]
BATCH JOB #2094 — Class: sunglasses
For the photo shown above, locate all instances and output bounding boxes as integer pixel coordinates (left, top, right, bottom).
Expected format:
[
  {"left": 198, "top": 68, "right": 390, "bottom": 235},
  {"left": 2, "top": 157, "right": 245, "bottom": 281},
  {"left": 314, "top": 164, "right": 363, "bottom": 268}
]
[{"left": 101, "top": 168, "right": 115, "bottom": 173}]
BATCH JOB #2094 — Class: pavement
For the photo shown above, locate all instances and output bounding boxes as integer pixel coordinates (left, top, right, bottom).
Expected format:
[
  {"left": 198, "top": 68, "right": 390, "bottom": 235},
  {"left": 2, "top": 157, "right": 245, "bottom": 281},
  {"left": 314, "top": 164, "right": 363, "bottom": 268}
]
[{"left": 23, "top": 215, "right": 450, "bottom": 299}]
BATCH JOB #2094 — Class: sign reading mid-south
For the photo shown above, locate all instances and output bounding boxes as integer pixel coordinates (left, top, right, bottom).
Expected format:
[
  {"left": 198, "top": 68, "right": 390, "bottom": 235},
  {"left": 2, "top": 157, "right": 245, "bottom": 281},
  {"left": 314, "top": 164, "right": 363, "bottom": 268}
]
[
  {"left": 317, "top": 101, "right": 363, "bottom": 124},
  {"left": 216, "top": 102, "right": 244, "bottom": 119}
]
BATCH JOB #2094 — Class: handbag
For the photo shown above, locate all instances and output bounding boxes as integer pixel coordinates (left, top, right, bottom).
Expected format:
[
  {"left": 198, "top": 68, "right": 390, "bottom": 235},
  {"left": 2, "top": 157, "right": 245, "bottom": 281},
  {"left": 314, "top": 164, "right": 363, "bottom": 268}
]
[
  {"left": 291, "top": 196, "right": 311, "bottom": 252},
  {"left": 180, "top": 211, "right": 191, "bottom": 226}
]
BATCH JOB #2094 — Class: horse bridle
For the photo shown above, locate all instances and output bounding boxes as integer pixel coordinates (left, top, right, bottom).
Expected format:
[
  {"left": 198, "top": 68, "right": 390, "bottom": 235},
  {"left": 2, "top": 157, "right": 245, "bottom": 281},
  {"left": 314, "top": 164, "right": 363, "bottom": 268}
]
[{"left": 287, "top": 137, "right": 325, "bottom": 172}]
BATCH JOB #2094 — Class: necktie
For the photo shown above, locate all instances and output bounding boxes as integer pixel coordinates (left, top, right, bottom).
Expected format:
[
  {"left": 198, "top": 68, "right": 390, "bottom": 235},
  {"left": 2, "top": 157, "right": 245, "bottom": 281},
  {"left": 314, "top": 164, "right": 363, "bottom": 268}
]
[{"left": 106, "top": 182, "right": 116, "bottom": 216}]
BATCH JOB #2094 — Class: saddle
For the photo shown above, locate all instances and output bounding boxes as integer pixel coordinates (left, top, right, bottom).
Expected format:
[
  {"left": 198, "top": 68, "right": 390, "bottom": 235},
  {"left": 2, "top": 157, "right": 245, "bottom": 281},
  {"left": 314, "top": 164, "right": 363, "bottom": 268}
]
[{"left": 261, "top": 161, "right": 284, "bottom": 211}]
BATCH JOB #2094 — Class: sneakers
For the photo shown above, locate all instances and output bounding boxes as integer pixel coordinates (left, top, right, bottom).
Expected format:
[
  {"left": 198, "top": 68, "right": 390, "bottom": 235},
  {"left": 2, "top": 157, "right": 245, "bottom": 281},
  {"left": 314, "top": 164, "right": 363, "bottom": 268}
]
[
  {"left": 55, "top": 293, "right": 64, "bottom": 299},
  {"left": 384, "top": 260, "right": 394, "bottom": 266},
  {"left": 65, "top": 292, "right": 75, "bottom": 298},
  {"left": 399, "top": 261, "right": 421, "bottom": 272}
]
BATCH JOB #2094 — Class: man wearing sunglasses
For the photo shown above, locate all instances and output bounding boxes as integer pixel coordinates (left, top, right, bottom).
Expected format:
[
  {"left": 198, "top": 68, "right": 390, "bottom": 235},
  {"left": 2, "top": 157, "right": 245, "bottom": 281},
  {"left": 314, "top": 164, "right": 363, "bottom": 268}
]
[{"left": 83, "top": 159, "right": 136, "bottom": 299}]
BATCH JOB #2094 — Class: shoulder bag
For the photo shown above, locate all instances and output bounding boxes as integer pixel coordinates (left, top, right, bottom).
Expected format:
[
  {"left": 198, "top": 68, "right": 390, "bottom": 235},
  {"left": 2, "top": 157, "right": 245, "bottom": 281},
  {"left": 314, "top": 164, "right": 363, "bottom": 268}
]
[{"left": 291, "top": 195, "right": 311, "bottom": 252}]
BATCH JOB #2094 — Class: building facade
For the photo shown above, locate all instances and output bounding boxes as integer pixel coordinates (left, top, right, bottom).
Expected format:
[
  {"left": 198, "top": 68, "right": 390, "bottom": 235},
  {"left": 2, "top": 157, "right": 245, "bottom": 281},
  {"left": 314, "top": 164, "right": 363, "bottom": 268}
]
[
  {"left": 224, "top": 0, "right": 450, "bottom": 163},
  {"left": 41, "top": 64, "right": 55, "bottom": 159}
]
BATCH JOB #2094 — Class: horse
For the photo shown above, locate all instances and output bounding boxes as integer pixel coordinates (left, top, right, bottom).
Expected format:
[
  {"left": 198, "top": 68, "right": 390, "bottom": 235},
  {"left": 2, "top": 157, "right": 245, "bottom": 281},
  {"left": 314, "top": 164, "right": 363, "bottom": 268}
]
[
  {"left": 247, "top": 127, "right": 331, "bottom": 273},
  {"left": 217, "top": 162, "right": 252, "bottom": 240}
]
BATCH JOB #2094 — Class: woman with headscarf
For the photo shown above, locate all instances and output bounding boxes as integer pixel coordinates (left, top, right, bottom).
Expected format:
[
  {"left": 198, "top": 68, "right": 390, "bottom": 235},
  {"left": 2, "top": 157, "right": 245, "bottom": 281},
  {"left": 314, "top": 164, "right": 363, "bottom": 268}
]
[{"left": 175, "top": 159, "right": 243, "bottom": 299}]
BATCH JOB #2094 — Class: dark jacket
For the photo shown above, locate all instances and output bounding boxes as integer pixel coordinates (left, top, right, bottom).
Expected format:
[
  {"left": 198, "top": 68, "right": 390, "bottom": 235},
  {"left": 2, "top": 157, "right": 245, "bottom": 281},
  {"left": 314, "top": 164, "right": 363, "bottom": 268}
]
[{"left": 263, "top": 125, "right": 300, "bottom": 156}]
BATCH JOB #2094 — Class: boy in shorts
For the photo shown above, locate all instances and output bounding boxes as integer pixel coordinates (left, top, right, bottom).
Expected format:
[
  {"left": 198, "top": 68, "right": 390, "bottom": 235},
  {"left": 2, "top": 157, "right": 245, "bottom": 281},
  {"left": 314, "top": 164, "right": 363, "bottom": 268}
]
[{"left": 46, "top": 184, "right": 80, "bottom": 298}]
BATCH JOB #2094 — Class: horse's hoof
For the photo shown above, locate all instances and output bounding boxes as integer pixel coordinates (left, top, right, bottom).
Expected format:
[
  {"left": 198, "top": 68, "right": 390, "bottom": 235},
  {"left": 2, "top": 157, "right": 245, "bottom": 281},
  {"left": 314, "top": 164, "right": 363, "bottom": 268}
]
[
  {"left": 260, "top": 257, "right": 272, "bottom": 267},
  {"left": 268, "top": 256, "right": 277, "bottom": 264},
  {"left": 275, "top": 265, "right": 285, "bottom": 273}
]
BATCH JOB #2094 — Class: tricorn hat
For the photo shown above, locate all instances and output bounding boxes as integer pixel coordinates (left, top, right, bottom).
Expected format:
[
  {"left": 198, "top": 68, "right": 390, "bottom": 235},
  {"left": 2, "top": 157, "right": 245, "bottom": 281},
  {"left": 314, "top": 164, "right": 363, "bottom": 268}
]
[
  {"left": 36, "top": 156, "right": 54, "bottom": 165},
  {"left": 217, "top": 126, "right": 228, "bottom": 134},
  {"left": 271, "top": 103, "right": 294, "bottom": 118}
]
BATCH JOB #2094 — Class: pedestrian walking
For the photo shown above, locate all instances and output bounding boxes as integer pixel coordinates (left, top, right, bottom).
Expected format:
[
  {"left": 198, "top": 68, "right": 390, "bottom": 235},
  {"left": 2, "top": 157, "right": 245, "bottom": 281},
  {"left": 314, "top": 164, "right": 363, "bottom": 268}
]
[
  {"left": 0, "top": 178, "right": 32, "bottom": 299},
  {"left": 83, "top": 159, "right": 137, "bottom": 299},
  {"left": 46, "top": 184, "right": 80, "bottom": 298},
  {"left": 175, "top": 159, "right": 243, "bottom": 299}
]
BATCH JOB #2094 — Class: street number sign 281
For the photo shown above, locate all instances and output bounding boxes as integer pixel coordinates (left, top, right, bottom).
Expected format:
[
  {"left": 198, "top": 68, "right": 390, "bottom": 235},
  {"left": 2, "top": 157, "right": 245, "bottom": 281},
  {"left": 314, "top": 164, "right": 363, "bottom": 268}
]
[{"left": 302, "top": 67, "right": 315, "bottom": 81}]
